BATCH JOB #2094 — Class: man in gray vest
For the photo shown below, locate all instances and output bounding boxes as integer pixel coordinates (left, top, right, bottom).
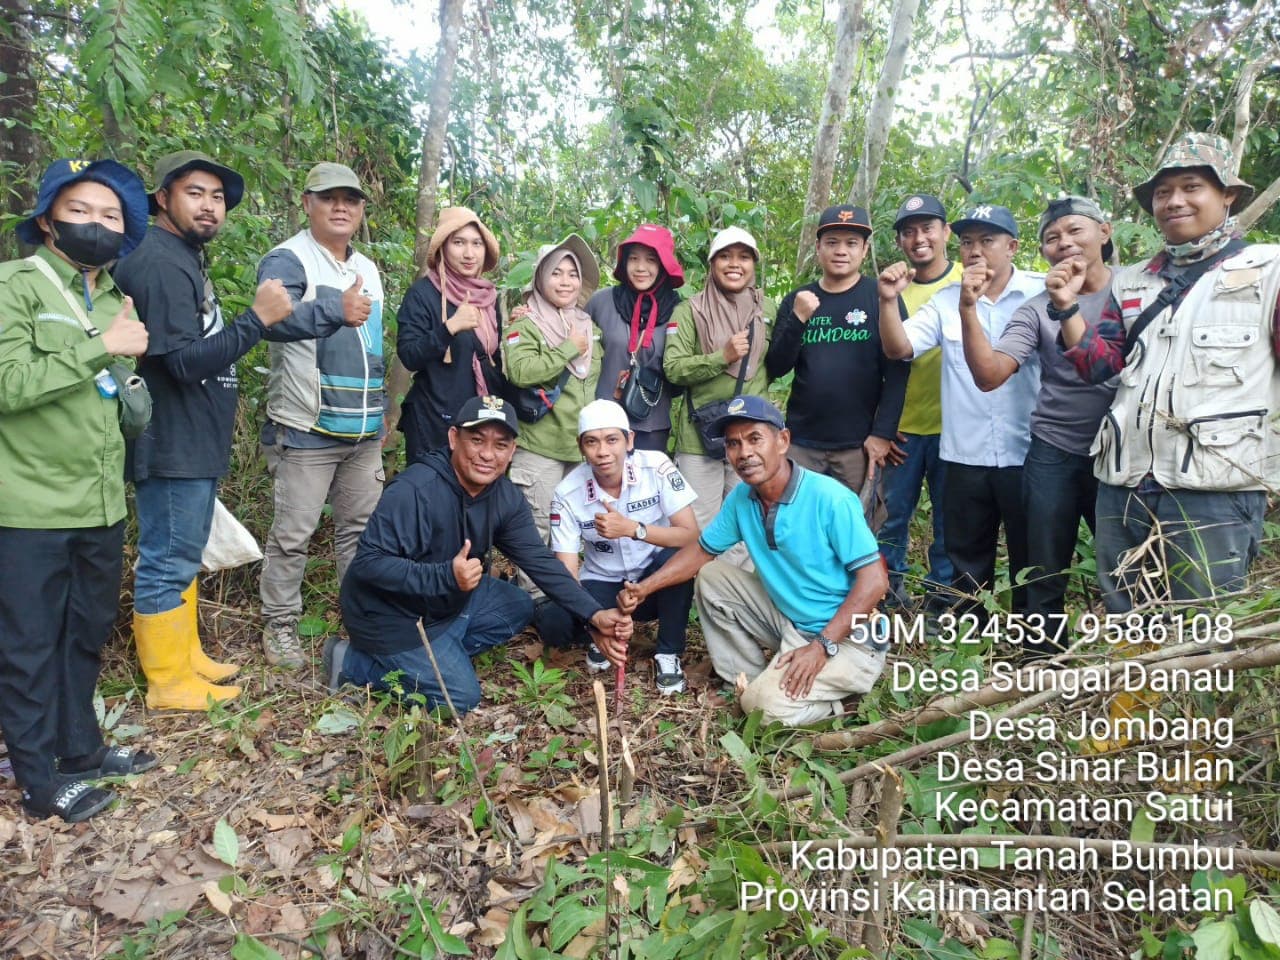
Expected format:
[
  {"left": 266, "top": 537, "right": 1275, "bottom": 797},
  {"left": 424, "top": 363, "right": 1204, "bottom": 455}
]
[{"left": 258, "top": 162, "right": 385, "bottom": 667}]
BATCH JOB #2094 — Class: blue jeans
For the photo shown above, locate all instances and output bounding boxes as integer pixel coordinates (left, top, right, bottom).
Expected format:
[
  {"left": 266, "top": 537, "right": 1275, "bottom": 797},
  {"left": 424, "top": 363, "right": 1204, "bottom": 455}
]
[
  {"left": 1022, "top": 436, "right": 1098, "bottom": 617},
  {"left": 878, "top": 433, "right": 951, "bottom": 593},
  {"left": 340, "top": 576, "right": 534, "bottom": 715},
  {"left": 1094, "top": 483, "right": 1265, "bottom": 613},
  {"left": 134, "top": 477, "right": 218, "bottom": 615}
]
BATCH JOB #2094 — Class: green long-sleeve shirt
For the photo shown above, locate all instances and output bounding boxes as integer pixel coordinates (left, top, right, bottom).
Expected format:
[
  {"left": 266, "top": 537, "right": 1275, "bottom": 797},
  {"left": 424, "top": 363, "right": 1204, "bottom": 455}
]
[
  {"left": 502, "top": 315, "right": 601, "bottom": 462},
  {"left": 663, "top": 296, "right": 776, "bottom": 455},
  {"left": 0, "top": 247, "right": 130, "bottom": 528}
]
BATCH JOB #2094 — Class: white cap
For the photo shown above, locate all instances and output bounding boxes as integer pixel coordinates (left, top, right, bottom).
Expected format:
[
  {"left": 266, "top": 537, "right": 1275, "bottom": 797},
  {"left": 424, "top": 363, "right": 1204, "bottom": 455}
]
[
  {"left": 578, "top": 399, "right": 631, "bottom": 436},
  {"left": 708, "top": 225, "right": 760, "bottom": 261}
]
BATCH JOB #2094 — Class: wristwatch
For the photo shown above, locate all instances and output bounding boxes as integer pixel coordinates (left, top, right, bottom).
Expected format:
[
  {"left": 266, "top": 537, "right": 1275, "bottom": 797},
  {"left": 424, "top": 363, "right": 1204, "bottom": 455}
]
[
  {"left": 633, "top": 522, "right": 648, "bottom": 541},
  {"left": 812, "top": 634, "right": 839, "bottom": 658}
]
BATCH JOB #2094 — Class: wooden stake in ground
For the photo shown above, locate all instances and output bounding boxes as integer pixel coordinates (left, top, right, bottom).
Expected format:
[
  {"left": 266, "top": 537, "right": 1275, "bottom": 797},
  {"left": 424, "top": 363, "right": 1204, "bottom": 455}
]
[
  {"left": 861, "top": 766, "right": 903, "bottom": 955},
  {"left": 593, "top": 681, "right": 612, "bottom": 851}
]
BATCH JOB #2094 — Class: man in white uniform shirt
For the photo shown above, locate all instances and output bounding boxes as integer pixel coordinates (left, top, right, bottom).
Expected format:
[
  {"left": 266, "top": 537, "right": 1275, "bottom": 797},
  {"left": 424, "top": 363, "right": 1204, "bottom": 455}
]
[
  {"left": 879, "top": 204, "right": 1042, "bottom": 616},
  {"left": 538, "top": 400, "right": 699, "bottom": 694}
]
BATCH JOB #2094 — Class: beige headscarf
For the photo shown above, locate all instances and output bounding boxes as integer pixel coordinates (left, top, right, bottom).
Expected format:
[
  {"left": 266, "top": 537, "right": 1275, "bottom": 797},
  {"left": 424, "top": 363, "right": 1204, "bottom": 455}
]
[
  {"left": 523, "top": 235, "right": 600, "bottom": 380},
  {"left": 690, "top": 279, "right": 765, "bottom": 381}
]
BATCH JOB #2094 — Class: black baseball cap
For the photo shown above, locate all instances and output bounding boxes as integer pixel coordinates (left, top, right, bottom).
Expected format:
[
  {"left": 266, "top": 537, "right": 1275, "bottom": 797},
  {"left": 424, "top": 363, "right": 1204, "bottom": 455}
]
[
  {"left": 454, "top": 395, "right": 519, "bottom": 437},
  {"left": 950, "top": 204, "right": 1019, "bottom": 239},
  {"left": 893, "top": 194, "right": 948, "bottom": 230},
  {"left": 816, "top": 204, "right": 872, "bottom": 237},
  {"left": 707, "top": 395, "right": 785, "bottom": 439}
]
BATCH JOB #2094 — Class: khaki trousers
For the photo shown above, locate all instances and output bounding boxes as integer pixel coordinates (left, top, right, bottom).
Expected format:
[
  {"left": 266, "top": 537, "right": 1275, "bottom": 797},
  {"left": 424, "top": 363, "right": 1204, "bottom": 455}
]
[{"left": 695, "top": 559, "right": 886, "bottom": 726}]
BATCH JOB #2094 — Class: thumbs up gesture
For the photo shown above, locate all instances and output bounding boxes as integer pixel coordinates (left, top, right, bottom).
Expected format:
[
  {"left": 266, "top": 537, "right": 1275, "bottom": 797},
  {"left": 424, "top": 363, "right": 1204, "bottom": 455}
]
[
  {"left": 446, "top": 291, "right": 481, "bottom": 335},
  {"left": 451, "top": 538, "right": 483, "bottom": 592},
  {"left": 342, "top": 273, "right": 372, "bottom": 327},
  {"left": 101, "top": 296, "right": 149, "bottom": 357},
  {"left": 593, "top": 500, "right": 635, "bottom": 540}
]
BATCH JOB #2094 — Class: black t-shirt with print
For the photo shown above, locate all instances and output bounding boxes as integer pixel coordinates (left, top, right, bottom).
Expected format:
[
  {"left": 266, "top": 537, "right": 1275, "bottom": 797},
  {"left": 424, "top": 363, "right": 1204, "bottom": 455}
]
[
  {"left": 114, "top": 226, "right": 266, "bottom": 481},
  {"left": 765, "top": 277, "right": 910, "bottom": 449}
]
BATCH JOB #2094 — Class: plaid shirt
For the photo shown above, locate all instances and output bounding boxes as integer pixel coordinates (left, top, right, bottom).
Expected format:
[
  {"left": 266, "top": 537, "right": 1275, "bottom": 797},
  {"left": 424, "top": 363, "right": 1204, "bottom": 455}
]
[{"left": 1065, "top": 248, "right": 1280, "bottom": 383}]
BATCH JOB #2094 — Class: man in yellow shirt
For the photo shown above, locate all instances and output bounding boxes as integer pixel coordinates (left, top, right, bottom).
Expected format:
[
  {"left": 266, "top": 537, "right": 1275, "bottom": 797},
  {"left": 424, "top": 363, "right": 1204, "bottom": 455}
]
[{"left": 878, "top": 195, "right": 964, "bottom": 612}]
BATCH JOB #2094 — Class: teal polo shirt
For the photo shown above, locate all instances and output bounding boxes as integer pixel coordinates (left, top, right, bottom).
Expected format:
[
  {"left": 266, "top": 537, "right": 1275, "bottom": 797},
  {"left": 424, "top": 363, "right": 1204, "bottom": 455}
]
[{"left": 699, "top": 462, "right": 881, "bottom": 635}]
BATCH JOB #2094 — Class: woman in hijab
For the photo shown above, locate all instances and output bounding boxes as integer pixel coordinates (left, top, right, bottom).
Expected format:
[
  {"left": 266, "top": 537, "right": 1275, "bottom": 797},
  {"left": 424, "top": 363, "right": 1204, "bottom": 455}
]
[
  {"left": 664, "top": 226, "right": 776, "bottom": 537},
  {"left": 397, "top": 207, "right": 503, "bottom": 462},
  {"left": 504, "top": 234, "right": 601, "bottom": 561},
  {"left": 588, "top": 224, "right": 684, "bottom": 451}
]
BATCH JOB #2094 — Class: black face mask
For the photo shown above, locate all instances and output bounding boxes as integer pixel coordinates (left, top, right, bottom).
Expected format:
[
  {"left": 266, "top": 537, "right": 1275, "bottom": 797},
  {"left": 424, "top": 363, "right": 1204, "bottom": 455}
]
[{"left": 50, "top": 219, "right": 125, "bottom": 268}]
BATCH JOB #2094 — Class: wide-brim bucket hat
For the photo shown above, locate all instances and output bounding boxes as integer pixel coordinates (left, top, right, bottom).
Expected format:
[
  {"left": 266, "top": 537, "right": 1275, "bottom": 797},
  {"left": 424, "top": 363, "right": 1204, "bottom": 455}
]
[
  {"left": 1133, "top": 132, "right": 1255, "bottom": 214},
  {"left": 149, "top": 150, "right": 246, "bottom": 214},
  {"left": 525, "top": 233, "right": 600, "bottom": 308},
  {"left": 15, "top": 158, "right": 149, "bottom": 257},
  {"left": 426, "top": 206, "right": 500, "bottom": 273}
]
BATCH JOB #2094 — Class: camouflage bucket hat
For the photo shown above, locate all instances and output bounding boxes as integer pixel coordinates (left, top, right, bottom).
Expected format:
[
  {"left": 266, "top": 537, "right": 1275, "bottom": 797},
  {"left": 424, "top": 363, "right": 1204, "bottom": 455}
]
[{"left": 1133, "top": 132, "right": 1255, "bottom": 214}]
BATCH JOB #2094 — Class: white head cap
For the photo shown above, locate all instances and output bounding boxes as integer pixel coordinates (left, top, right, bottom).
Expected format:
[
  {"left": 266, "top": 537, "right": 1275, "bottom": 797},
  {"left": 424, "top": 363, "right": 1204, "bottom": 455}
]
[
  {"left": 578, "top": 399, "right": 632, "bottom": 437},
  {"left": 707, "top": 225, "right": 760, "bottom": 261}
]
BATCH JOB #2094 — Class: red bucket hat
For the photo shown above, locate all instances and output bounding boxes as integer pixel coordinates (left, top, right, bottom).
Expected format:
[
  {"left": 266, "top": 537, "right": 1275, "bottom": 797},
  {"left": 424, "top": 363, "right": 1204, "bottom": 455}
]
[{"left": 613, "top": 223, "right": 685, "bottom": 288}]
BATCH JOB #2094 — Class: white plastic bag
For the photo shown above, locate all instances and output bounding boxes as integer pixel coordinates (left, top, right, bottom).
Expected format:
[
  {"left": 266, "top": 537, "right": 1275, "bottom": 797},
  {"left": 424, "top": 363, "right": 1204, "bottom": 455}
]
[{"left": 201, "top": 498, "right": 264, "bottom": 571}]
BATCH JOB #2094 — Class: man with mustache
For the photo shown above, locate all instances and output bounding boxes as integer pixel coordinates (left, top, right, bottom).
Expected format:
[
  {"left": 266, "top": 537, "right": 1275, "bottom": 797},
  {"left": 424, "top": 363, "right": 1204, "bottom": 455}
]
[
  {"left": 115, "top": 151, "right": 294, "bottom": 710},
  {"left": 606, "top": 396, "right": 889, "bottom": 726}
]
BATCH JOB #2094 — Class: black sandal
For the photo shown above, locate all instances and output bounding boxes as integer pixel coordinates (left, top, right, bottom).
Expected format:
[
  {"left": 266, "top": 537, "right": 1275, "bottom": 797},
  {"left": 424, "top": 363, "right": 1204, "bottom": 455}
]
[
  {"left": 23, "top": 781, "right": 116, "bottom": 823},
  {"left": 58, "top": 746, "right": 158, "bottom": 782}
]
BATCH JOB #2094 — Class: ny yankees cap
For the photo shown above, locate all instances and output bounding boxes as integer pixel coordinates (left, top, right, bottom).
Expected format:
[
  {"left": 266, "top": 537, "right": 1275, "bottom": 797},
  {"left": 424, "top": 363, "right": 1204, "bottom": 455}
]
[{"left": 950, "top": 203, "right": 1019, "bottom": 239}]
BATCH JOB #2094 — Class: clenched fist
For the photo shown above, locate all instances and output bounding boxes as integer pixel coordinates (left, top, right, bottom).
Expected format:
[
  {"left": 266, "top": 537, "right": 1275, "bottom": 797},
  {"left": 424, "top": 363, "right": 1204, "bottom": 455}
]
[
  {"left": 878, "top": 263, "right": 915, "bottom": 300},
  {"left": 253, "top": 278, "right": 293, "bottom": 327}
]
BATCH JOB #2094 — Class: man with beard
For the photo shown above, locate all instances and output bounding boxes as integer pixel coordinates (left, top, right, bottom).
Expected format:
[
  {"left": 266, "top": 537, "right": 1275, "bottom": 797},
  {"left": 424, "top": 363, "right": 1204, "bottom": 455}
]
[
  {"left": 115, "top": 151, "right": 294, "bottom": 710},
  {"left": 607, "top": 396, "right": 889, "bottom": 726},
  {"left": 878, "top": 195, "right": 964, "bottom": 610}
]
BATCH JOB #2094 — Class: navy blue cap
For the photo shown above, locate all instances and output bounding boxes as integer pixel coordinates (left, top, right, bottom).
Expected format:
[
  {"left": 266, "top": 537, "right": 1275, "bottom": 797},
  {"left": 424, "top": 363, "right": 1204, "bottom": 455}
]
[
  {"left": 707, "top": 395, "right": 785, "bottom": 439},
  {"left": 454, "top": 395, "right": 519, "bottom": 437},
  {"left": 893, "top": 194, "right": 948, "bottom": 229},
  {"left": 950, "top": 204, "right": 1019, "bottom": 239},
  {"left": 15, "top": 159, "right": 149, "bottom": 257}
]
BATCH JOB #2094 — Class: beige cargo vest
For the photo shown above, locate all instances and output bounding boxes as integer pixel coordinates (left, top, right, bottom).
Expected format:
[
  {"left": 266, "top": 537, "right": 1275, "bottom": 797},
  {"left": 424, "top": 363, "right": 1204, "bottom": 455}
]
[{"left": 1093, "top": 244, "right": 1280, "bottom": 492}]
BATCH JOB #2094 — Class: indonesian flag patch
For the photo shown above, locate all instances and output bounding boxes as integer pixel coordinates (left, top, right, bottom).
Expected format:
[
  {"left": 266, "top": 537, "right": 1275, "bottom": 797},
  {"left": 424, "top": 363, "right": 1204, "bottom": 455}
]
[
  {"left": 1120, "top": 297, "right": 1143, "bottom": 322},
  {"left": 506, "top": 331, "right": 521, "bottom": 346}
]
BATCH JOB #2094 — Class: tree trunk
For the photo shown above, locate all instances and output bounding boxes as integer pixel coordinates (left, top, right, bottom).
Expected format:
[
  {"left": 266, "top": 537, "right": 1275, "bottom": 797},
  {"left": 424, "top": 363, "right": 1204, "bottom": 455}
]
[
  {"left": 413, "top": 0, "right": 467, "bottom": 270},
  {"left": 849, "top": 0, "right": 921, "bottom": 210},
  {"left": 795, "top": 0, "right": 865, "bottom": 277},
  {"left": 0, "top": 0, "right": 38, "bottom": 258},
  {"left": 1237, "top": 172, "right": 1280, "bottom": 232}
]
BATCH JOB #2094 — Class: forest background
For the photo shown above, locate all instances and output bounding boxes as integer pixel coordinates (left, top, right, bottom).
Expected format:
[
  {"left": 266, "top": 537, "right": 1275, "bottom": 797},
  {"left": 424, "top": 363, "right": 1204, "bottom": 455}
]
[{"left": 2, "top": 1, "right": 1280, "bottom": 959}]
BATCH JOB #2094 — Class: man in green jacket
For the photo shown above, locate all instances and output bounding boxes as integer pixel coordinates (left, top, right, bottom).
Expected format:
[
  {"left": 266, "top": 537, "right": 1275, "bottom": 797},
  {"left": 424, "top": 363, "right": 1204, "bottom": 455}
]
[{"left": 0, "top": 159, "right": 156, "bottom": 822}]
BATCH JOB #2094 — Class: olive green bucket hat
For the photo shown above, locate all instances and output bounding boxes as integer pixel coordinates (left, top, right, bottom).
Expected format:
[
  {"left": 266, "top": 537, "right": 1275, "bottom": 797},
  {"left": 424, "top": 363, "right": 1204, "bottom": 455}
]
[
  {"left": 148, "top": 150, "right": 245, "bottom": 214},
  {"left": 1133, "top": 132, "right": 1254, "bottom": 214}
]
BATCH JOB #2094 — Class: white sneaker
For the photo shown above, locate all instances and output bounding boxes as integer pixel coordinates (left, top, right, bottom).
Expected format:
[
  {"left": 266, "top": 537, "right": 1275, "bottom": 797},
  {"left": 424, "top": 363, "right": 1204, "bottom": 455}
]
[
  {"left": 654, "top": 654, "right": 685, "bottom": 695},
  {"left": 586, "top": 642, "right": 611, "bottom": 673}
]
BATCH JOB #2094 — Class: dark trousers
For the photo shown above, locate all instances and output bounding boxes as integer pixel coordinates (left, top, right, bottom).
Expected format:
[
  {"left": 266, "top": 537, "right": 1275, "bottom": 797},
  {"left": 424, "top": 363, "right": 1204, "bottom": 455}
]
[
  {"left": 0, "top": 523, "right": 123, "bottom": 804},
  {"left": 1022, "top": 436, "right": 1098, "bottom": 617},
  {"left": 942, "top": 462, "right": 1029, "bottom": 615},
  {"left": 1094, "top": 483, "right": 1265, "bottom": 613},
  {"left": 536, "top": 549, "right": 692, "bottom": 656}
]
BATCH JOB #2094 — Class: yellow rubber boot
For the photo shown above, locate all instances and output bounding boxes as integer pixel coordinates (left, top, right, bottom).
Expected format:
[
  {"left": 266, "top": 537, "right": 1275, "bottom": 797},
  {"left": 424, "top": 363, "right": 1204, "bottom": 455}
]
[
  {"left": 181, "top": 580, "right": 239, "bottom": 682},
  {"left": 134, "top": 607, "right": 241, "bottom": 711}
]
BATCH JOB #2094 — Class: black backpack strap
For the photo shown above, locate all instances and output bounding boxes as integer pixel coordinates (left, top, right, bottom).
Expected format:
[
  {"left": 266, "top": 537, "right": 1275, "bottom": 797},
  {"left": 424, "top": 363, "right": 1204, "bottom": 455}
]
[{"left": 1122, "top": 239, "right": 1246, "bottom": 360}]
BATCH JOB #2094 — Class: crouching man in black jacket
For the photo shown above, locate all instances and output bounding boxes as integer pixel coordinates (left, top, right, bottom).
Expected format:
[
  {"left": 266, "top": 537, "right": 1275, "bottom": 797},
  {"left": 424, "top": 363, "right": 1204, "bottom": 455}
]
[{"left": 333, "top": 395, "right": 632, "bottom": 714}]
